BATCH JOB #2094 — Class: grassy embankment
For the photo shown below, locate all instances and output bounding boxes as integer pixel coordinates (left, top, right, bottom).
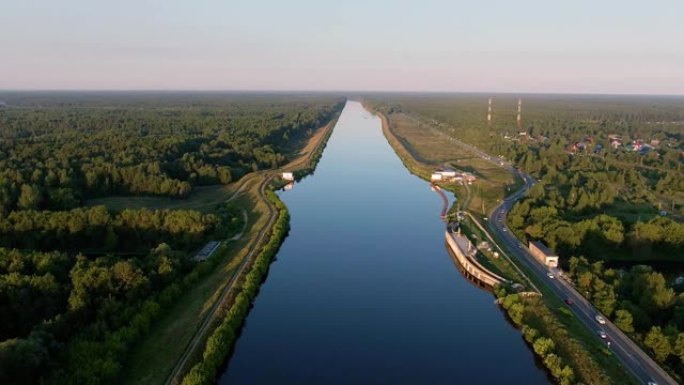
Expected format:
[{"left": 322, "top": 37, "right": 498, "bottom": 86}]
[
  {"left": 175, "top": 112, "right": 339, "bottom": 385},
  {"left": 457, "top": 220, "right": 527, "bottom": 285},
  {"left": 373, "top": 105, "right": 636, "bottom": 385},
  {"left": 121, "top": 115, "right": 339, "bottom": 385},
  {"left": 372, "top": 108, "right": 517, "bottom": 214},
  {"left": 492, "top": 232, "right": 638, "bottom": 385}
]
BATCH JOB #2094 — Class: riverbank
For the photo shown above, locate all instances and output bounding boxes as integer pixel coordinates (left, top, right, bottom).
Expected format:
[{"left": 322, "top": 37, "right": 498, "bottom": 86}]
[
  {"left": 366, "top": 103, "right": 517, "bottom": 215},
  {"left": 372, "top": 106, "right": 434, "bottom": 181},
  {"left": 123, "top": 112, "right": 341, "bottom": 385},
  {"left": 369, "top": 102, "right": 642, "bottom": 385},
  {"left": 172, "top": 110, "right": 341, "bottom": 385},
  {"left": 180, "top": 190, "right": 289, "bottom": 385},
  {"left": 215, "top": 100, "right": 551, "bottom": 385}
]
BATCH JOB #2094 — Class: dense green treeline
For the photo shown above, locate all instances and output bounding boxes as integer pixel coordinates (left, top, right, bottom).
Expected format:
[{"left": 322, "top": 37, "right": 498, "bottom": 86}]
[
  {"left": 496, "top": 287, "right": 617, "bottom": 385},
  {"left": 507, "top": 186, "right": 684, "bottom": 261},
  {"left": 0, "top": 92, "right": 342, "bottom": 384},
  {"left": 366, "top": 94, "right": 683, "bottom": 382},
  {"left": 0, "top": 93, "right": 345, "bottom": 213},
  {"left": 366, "top": 95, "right": 683, "bottom": 211},
  {"left": 181, "top": 189, "right": 289, "bottom": 385},
  {"left": 366, "top": 95, "right": 683, "bottom": 258},
  {"left": 0, "top": 245, "right": 190, "bottom": 384},
  {"left": 567, "top": 257, "right": 684, "bottom": 379},
  {"left": 0, "top": 202, "right": 242, "bottom": 384},
  {"left": 366, "top": 94, "right": 683, "bottom": 156},
  {"left": 0, "top": 205, "right": 220, "bottom": 252}
]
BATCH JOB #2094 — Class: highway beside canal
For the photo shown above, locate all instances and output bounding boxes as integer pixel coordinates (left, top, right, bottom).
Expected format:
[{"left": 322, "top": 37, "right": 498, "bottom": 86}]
[
  {"left": 490, "top": 174, "right": 677, "bottom": 385},
  {"left": 217, "top": 101, "right": 550, "bottom": 384}
]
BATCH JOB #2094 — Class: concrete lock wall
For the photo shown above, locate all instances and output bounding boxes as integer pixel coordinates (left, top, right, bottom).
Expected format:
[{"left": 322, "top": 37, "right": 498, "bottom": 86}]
[{"left": 445, "top": 230, "right": 504, "bottom": 288}]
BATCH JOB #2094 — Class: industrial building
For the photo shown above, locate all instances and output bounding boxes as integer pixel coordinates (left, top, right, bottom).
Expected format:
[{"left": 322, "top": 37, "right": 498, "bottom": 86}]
[
  {"left": 431, "top": 167, "right": 476, "bottom": 184},
  {"left": 528, "top": 241, "right": 559, "bottom": 268}
]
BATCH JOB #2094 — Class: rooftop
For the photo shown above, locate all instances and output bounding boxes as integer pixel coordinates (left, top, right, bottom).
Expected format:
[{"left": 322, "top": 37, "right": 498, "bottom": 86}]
[{"left": 530, "top": 241, "right": 556, "bottom": 257}]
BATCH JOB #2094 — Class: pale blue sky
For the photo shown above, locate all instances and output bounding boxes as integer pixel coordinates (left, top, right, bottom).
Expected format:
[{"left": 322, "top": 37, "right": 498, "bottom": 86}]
[{"left": 1, "top": 0, "right": 683, "bottom": 93}]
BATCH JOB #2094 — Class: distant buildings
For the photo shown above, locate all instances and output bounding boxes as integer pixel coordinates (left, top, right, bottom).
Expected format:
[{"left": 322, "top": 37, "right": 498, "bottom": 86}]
[
  {"left": 608, "top": 134, "right": 622, "bottom": 149},
  {"left": 528, "top": 241, "right": 559, "bottom": 268},
  {"left": 431, "top": 167, "right": 476, "bottom": 184},
  {"left": 593, "top": 143, "right": 603, "bottom": 153}
]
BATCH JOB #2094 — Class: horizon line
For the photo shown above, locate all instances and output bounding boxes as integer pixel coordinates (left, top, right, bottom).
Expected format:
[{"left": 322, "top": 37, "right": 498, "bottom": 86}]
[{"left": 1, "top": 89, "right": 684, "bottom": 97}]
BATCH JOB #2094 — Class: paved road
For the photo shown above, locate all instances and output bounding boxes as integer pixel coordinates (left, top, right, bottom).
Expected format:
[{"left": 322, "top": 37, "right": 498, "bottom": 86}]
[
  {"left": 488, "top": 172, "right": 677, "bottom": 385},
  {"left": 406, "top": 113, "right": 676, "bottom": 385}
]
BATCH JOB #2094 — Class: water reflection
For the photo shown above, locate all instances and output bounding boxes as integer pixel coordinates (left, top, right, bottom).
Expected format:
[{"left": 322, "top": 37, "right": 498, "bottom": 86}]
[{"left": 219, "top": 101, "right": 550, "bottom": 385}]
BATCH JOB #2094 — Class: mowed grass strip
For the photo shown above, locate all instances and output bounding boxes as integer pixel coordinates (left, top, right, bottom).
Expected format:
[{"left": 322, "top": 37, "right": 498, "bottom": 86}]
[
  {"left": 121, "top": 119, "right": 337, "bottom": 385},
  {"left": 388, "top": 113, "right": 515, "bottom": 213},
  {"left": 86, "top": 184, "right": 238, "bottom": 213},
  {"left": 122, "top": 181, "right": 268, "bottom": 385},
  {"left": 86, "top": 122, "right": 332, "bottom": 214}
]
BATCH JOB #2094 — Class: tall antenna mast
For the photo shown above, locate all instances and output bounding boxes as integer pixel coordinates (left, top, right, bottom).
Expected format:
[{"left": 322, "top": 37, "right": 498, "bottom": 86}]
[
  {"left": 487, "top": 97, "right": 492, "bottom": 126},
  {"left": 487, "top": 97, "right": 493, "bottom": 138},
  {"left": 516, "top": 98, "right": 522, "bottom": 129}
]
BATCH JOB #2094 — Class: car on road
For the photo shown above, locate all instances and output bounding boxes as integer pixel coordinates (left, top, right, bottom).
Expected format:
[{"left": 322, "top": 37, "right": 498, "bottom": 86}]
[
  {"left": 595, "top": 315, "right": 606, "bottom": 324},
  {"left": 547, "top": 272, "right": 555, "bottom": 279},
  {"left": 502, "top": 228, "right": 507, "bottom": 232},
  {"left": 564, "top": 298, "right": 574, "bottom": 305},
  {"left": 597, "top": 330, "right": 607, "bottom": 339},
  {"left": 648, "top": 381, "right": 658, "bottom": 385}
]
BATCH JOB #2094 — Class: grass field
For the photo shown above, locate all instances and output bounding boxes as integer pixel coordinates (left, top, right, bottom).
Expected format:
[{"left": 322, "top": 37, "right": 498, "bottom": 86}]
[
  {"left": 387, "top": 112, "right": 517, "bottom": 213},
  {"left": 85, "top": 175, "right": 260, "bottom": 213},
  {"left": 121, "top": 178, "right": 268, "bottom": 385},
  {"left": 121, "top": 116, "right": 338, "bottom": 385}
]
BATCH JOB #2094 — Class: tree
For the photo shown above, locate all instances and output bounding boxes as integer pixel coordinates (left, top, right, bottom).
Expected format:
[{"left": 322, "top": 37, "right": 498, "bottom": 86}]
[
  {"left": 634, "top": 271, "right": 675, "bottom": 315},
  {"left": 614, "top": 309, "right": 634, "bottom": 333},
  {"left": 644, "top": 326, "right": 672, "bottom": 363},
  {"left": 576, "top": 271, "right": 594, "bottom": 294},
  {"left": 558, "top": 365, "right": 575, "bottom": 385},
  {"left": 674, "top": 333, "right": 684, "bottom": 365},
  {"left": 533, "top": 337, "right": 555, "bottom": 356},
  {"left": 592, "top": 283, "right": 616, "bottom": 317},
  {"left": 17, "top": 184, "right": 41, "bottom": 210},
  {"left": 543, "top": 353, "right": 564, "bottom": 378},
  {"left": 508, "top": 303, "right": 524, "bottom": 325}
]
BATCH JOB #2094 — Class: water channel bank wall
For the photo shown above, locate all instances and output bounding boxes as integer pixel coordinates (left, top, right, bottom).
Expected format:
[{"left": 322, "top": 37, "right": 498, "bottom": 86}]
[{"left": 445, "top": 230, "right": 506, "bottom": 288}]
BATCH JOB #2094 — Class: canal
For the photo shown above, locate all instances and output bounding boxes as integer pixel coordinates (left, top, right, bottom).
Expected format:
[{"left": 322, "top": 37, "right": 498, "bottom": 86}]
[{"left": 218, "top": 101, "right": 550, "bottom": 384}]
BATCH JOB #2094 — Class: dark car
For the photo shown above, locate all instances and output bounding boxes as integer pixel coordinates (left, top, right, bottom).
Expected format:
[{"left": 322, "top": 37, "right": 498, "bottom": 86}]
[{"left": 564, "top": 298, "right": 574, "bottom": 305}]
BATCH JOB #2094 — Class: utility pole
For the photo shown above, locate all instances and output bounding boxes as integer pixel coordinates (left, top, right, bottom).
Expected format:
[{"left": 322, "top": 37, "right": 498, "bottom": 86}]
[
  {"left": 516, "top": 98, "right": 522, "bottom": 130},
  {"left": 487, "top": 97, "right": 493, "bottom": 138},
  {"left": 487, "top": 97, "right": 492, "bottom": 124}
]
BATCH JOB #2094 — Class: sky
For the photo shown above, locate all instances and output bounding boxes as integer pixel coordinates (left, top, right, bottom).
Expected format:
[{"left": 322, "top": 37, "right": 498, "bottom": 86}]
[{"left": 1, "top": 0, "right": 683, "bottom": 94}]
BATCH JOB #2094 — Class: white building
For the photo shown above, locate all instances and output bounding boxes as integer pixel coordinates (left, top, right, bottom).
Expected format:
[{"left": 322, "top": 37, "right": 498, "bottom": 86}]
[
  {"left": 281, "top": 172, "right": 294, "bottom": 181},
  {"left": 528, "top": 241, "right": 559, "bottom": 268}
]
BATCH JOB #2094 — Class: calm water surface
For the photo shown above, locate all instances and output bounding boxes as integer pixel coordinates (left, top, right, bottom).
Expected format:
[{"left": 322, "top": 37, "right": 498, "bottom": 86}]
[{"left": 218, "top": 101, "right": 549, "bottom": 384}]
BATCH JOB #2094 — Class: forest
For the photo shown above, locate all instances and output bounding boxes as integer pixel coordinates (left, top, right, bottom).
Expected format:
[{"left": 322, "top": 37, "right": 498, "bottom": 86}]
[
  {"left": 0, "top": 92, "right": 344, "bottom": 384},
  {"left": 367, "top": 94, "right": 684, "bottom": 258},
  {"left": 567, "top": 257, "right": 684, "bottom": 379},
  {"left": 367, "top": 93, "right": 684, "bottom": 380},
  {"left": 0, "top": 92, "right": 345, "bottom": 213}
]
